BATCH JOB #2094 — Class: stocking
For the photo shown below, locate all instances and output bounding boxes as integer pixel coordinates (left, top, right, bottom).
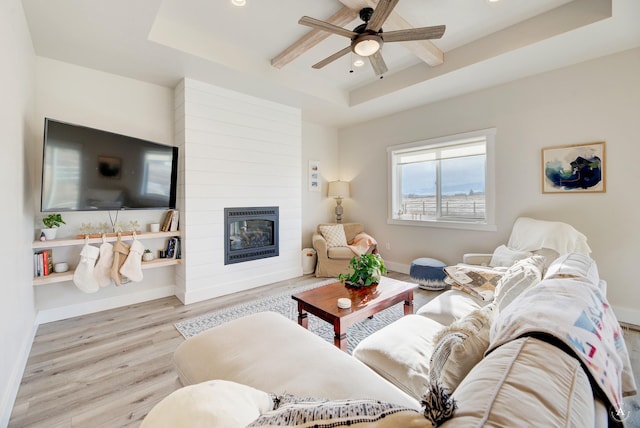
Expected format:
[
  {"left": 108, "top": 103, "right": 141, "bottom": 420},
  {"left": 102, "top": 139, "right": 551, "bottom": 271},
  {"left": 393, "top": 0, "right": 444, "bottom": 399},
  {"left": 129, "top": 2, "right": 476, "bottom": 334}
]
[
  {"left": 120, "top": 238, "right": 145, "bottom": 282},
  {"left": 111, "top": 236, "right": 130, "bottom": 286},
  {"left": 73, "top": 243, "right": 100, "bottom": 293},
  {"left": 94, "top": 237, "right": 114, "bottom": 287}
]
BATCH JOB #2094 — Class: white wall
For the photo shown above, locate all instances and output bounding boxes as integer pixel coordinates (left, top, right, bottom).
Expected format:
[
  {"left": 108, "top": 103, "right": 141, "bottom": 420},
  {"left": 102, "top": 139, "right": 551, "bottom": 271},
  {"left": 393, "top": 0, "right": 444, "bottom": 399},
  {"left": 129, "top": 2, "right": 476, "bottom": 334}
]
[
  {"left": 339, "top": 47, "right": 640, "bottom": 324},
  {"left": 32, "top": 58, "right": 178, "bottom": 322},
  {"left": 301, "top": 121, "right": 341, "bottom": 249},
  {"left": 0, "top": 1, "right": 37, "bottom": 425},
  {"left": 175, "top": 79, "right": 303, "bottom": 304}
]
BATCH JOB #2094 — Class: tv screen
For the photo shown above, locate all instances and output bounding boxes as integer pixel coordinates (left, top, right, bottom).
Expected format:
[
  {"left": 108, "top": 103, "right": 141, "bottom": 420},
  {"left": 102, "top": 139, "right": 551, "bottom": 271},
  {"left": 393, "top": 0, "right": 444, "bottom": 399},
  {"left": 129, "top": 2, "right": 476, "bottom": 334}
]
[{"left": 41, "top": 118, "right": 178, "bottom": 212}]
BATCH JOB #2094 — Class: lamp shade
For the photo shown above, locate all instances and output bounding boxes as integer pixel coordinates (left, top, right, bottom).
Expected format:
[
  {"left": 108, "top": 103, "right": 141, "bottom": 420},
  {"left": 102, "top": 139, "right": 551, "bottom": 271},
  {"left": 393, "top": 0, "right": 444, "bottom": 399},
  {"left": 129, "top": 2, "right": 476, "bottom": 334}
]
[{"left": 327, "top": 181, "right": 350, "bottom": 198}]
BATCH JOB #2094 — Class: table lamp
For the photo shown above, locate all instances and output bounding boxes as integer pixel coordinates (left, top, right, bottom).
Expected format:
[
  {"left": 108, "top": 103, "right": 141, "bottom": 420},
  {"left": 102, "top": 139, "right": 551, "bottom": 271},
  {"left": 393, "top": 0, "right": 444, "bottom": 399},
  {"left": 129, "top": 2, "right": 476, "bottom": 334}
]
[{"left": 327, "top": 181, "right": 350, "bottom": 223}]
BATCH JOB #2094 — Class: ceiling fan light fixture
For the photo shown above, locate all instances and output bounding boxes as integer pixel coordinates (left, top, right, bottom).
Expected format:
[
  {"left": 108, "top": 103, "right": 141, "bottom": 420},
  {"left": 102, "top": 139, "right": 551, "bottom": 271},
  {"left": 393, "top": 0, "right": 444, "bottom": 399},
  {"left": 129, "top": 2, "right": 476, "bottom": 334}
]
[
  {"left": 352, "top": 35, "right": 382, "bottom": 57},
  {"left": 231, "top": 0, "right": 246, "bottom": 6}
]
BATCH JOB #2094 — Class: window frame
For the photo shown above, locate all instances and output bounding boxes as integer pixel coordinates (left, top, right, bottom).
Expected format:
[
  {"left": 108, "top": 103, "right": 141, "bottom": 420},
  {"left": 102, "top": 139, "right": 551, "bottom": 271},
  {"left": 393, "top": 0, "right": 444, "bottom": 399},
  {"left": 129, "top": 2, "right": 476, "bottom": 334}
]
[{"left": 387, "top": 128, "right": 497, "bottom": 231}]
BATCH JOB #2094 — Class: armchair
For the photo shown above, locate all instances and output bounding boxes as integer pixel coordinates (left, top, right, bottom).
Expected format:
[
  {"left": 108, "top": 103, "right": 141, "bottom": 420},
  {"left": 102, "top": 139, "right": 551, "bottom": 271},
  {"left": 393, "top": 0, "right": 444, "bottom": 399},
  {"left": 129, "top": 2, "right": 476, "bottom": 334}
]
[
  {"left": 463, "top": 217, "right": 591, "bottom": 269},
  {"left": 312, "top": 223, "right": 377, "bottom": 277}
]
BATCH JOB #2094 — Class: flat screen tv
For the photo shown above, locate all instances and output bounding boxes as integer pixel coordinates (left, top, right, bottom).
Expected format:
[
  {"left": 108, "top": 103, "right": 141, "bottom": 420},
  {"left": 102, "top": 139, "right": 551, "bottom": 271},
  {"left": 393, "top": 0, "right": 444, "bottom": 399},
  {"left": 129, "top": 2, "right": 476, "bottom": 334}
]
[{"left": 41, "top": 118, "right": 178, "bottom": 212}]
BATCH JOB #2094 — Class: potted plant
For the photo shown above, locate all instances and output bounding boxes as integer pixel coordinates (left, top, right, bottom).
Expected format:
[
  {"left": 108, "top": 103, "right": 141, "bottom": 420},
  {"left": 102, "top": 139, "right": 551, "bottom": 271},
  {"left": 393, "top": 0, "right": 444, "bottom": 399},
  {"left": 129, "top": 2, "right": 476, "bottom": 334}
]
[
  {"left": 338, "top": 253, "right": 387, "bottom": 287},
  {"left": 143, "top": 248, "right": 154, "bottom": 262},
  {"left": 41, "top": 213, "right": 66, "bottom": 240}
]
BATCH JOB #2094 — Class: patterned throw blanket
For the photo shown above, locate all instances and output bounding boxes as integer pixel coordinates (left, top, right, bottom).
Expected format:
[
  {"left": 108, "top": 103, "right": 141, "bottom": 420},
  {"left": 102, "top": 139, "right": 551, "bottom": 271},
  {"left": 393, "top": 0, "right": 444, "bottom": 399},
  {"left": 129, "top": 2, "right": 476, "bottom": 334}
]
[{"left": 489, "top": 276, "right": 637, "bottom": 415}]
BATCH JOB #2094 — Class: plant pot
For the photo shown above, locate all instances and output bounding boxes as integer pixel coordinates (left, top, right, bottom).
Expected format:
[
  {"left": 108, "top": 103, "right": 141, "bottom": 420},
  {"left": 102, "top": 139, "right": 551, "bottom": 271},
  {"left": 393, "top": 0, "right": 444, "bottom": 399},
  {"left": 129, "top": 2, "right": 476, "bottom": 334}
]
[
  {"left": 143, "top": 253, "right": 154, "bottom": 262},
  {"left": 41, "top": 228, "right": 57, "bottom": 240}
]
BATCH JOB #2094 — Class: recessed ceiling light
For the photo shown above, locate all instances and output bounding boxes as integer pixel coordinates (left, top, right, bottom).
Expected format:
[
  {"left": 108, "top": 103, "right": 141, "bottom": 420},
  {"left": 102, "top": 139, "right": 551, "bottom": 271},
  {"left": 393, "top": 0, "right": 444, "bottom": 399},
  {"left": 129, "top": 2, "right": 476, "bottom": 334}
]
[
  {"left": 353, "top": 59, "right": 365, "bottom": 67},
  {"left": 231, "top": 0, "right": 246, "bottom": 6}
]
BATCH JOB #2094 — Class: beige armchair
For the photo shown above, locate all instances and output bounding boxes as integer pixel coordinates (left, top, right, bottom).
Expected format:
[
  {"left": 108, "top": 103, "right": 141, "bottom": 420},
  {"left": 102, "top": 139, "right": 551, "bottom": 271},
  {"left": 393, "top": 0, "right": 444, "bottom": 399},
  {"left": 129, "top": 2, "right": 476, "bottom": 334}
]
[{"left": 312, "top": 223, "right": 377, "bottom": 278}]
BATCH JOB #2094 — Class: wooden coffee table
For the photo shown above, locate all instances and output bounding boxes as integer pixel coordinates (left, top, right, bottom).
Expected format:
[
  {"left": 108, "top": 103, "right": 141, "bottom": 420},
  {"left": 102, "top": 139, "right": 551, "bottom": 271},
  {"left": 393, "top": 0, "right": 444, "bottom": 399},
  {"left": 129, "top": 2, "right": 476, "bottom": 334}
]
[{"left": 291, "top": 276, "right": 417, "bottom": 351}]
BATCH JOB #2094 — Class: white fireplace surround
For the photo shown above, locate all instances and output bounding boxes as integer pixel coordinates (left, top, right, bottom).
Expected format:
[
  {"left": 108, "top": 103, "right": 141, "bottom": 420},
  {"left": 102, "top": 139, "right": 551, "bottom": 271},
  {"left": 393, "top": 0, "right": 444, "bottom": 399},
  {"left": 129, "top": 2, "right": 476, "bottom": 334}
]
[{"left": 174, "top": 79, "right": 303, "bottom": 304}]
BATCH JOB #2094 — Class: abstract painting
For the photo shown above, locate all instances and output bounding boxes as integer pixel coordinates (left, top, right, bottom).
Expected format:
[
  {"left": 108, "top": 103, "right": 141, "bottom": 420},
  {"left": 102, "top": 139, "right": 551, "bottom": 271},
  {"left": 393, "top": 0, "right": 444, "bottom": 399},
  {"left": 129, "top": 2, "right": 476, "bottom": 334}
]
[{"left": 542, "top": 142, "right": 605, "bottom": 193}]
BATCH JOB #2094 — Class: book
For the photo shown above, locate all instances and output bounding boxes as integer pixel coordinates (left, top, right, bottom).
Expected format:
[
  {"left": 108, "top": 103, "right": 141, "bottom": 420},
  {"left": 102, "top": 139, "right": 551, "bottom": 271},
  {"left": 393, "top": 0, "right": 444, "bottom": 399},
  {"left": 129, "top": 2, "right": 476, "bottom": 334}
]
[
  {"left": 443, "top": 265, "right": 503, "bottom": 301},
  {"left": 169, "top": 210, "right": 179, "bottom": 232},
  {"left": 161, "top": 210, "right": 174, "bottom": 232},
  {"left": 33, "top": 250, "right": 54, "bottom": 277},
  {"left": 165, "top": 237, "right": 177, "bottom": 259}
]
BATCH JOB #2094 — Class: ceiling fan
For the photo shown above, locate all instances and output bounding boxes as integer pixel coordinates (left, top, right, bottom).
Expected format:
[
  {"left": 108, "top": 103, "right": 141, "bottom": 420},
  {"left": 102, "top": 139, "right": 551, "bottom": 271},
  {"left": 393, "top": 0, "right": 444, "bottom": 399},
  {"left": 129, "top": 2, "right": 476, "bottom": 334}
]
[{"left": 298, "top": 0, "right": 446, "bottom": 76}]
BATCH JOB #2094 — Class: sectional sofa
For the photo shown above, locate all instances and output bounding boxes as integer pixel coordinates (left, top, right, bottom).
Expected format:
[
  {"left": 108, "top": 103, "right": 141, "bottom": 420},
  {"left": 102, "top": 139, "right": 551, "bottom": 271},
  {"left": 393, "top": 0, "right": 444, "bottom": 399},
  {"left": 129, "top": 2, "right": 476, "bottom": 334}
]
[{"left": 141, "top": 253, "right": 635, "bottom": 427}]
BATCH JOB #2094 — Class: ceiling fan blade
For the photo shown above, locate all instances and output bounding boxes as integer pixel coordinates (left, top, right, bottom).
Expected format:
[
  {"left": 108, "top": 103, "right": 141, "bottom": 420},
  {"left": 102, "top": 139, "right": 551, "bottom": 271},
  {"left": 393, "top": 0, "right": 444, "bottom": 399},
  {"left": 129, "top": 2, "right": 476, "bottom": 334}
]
[
  {"left": 368, "top": 51, "right": 388, "bottom": 76},
  {"left": 312, "top": 46, "right": 352, "bottom": 69},
  {"left": 299, "top": 16, "right": 357, "bottom": 39},
  {"left": 382, "top": 25, "right": 446, "bottom": 43},
  {"left": 366, "top": 0, "right": 399, "bottom": 32}
]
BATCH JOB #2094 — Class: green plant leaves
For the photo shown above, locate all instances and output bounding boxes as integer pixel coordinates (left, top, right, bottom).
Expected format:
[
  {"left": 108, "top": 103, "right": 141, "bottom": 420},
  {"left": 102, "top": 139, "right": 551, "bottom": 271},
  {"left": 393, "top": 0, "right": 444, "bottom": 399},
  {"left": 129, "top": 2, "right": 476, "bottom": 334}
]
[
  {"left": 42, "top": 213, "right": 66, "bottom": 228},
  {"left": 338, "top": 253, "right": 387, "bottom": 286}
]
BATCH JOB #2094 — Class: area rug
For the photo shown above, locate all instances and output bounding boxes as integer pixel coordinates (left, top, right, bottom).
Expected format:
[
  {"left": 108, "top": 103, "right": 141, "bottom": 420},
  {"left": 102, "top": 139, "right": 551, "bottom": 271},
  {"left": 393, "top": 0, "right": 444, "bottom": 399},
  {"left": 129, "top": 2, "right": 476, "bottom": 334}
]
[{"left": 174, "top": 279, "right": 406, "bottom": 354}]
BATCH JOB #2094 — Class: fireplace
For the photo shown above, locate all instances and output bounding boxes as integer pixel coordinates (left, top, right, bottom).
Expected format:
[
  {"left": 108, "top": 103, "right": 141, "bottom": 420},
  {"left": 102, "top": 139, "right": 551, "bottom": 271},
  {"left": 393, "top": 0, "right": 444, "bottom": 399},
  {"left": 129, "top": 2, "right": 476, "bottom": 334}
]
[{"left": 224, "top": 206, "right": 279, "bottom": 265}]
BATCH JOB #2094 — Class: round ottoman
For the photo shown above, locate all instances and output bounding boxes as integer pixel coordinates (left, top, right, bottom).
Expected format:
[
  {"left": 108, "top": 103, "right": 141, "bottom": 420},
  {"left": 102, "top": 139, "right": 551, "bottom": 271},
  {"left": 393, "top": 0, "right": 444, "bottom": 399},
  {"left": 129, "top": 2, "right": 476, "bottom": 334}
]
[{"left": 410, "top": 257, "right": 447, "bottom": 290}]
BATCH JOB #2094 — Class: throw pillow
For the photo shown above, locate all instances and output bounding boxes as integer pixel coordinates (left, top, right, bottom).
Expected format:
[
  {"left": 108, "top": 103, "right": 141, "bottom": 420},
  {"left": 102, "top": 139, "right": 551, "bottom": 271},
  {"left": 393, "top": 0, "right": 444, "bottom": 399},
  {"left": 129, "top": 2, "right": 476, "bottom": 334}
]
[
  {"left": 428, "top": 304, "right": 496, "bottom": 393},
  {"left": 319, "top": 224, "right": 348, "bottom": 248},
  {"left": 489, "top": 244, "right": 532, "bottom": 268},
  {"left": 493, "top": 255, "right": 544, "bottom": 311},
  {"left": 140, "top": 380, "right": 274, "bottom": 428},
  {"left": 247, "top": 395, "right": 431, "bottom": 427},
  {"left": 443, "top": 265, "right": 504, "bottom": 301}
]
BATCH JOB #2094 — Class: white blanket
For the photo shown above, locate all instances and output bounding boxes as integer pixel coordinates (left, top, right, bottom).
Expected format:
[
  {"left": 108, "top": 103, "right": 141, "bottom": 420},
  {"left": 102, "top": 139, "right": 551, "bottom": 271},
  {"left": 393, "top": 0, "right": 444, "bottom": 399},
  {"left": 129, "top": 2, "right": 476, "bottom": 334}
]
[
  {"left": 507, "top": 217, "right": 591, "bottom": 255},
  {"left": 489, "top": 276, "right": 636, "bottom": 414}
]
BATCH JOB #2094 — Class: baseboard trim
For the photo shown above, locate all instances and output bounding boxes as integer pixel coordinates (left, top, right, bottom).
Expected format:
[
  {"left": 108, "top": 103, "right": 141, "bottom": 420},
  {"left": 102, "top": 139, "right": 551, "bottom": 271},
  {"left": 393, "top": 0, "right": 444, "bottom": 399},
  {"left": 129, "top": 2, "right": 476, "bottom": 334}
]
[
  {"left": 0, "top": 318, "right": 38, "bottom": 428},
  {"left": 35, "top": 285, "right": 177, "bottom": 324},
  {"left": 180, "top": 268, "right": 303, "bottom": 305}
]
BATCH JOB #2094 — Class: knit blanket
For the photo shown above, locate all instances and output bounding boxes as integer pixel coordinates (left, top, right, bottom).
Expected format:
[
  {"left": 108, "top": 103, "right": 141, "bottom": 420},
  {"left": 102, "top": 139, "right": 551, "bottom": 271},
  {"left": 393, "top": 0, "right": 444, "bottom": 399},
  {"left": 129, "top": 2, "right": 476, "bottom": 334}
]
[
  {"left": 489, "top": 276, "right": 637, "bottom": 415},
  {"left": 347, "top": 232, "right": 378, "bottom": 256}
]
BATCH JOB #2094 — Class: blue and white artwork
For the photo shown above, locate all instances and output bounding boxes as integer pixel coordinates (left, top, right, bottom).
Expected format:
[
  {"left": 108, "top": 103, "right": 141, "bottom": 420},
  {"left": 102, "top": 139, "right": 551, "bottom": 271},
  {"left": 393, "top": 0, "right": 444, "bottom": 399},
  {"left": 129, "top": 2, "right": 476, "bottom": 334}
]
[{"left": 543, "top": 142, "right": 605, "bottom": 193}]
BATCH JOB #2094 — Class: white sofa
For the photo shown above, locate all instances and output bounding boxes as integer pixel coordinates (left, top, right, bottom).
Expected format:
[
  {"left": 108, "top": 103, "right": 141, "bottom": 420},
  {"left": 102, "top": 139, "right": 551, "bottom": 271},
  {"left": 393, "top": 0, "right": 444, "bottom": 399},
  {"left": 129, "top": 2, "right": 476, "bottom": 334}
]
[{"left": 142, "top": 253, "right": 636, "bottom": 427}]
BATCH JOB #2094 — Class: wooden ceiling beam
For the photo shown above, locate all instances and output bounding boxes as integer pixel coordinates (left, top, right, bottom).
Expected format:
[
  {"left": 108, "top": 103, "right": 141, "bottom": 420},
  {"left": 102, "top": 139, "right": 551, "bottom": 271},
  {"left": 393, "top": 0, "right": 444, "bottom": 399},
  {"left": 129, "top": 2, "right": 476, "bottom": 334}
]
[
  {"left": 270, "top": 6, "right": 357, "bottom": 69},
  {"left": 337, "top": 0, "right": 444, "bottom": 66}
]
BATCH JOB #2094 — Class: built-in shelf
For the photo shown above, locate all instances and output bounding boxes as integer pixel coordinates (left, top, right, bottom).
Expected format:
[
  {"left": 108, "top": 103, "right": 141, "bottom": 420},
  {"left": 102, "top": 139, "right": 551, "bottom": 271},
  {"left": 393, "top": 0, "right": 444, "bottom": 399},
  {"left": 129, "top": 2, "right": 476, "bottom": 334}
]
[
  {"left": 32, "top": 231, "right": 181, "bottom": 286},
  {"left": 32, "top": 230, "right": 180, "bottom": 249}
]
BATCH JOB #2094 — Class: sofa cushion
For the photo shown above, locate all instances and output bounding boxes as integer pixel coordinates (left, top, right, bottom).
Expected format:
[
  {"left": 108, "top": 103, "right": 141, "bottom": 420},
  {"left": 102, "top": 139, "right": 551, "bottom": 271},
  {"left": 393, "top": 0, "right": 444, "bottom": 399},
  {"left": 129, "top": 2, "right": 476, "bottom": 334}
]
[
  {"left": 140, "top": 380, "right": 274, "bottom": 428},
  {"left": 441, "top": 336, "right": 595, "bottom": 427},
  {"left": 416, "top": 289, "right": 491, "bottom": 326},
  {"left": 327, "top": 246, "right": 357, "bottom": 260},
  {"left": 544, "top": 252, "right": 600, "bottom": 286},
  {"left": 173, "top": 311, "right": 419, "bottom": 410},
  {"left": 429, "top": 305, "right": 496, "bottom": 392},
  {"left": 489, "top": 244, "right": 532, "bottom": 267},
  {"left": 493, "top": 255, "right": 544, "bottom": 310},
  {"left": 352, "top": 314, "right": 446, "bottom": 401},
  {"left": 247, "top": 395, "right": 431, "bottom": 427},
  {"left": 319, "top": 224, "right": 348, "bottom": 248}
]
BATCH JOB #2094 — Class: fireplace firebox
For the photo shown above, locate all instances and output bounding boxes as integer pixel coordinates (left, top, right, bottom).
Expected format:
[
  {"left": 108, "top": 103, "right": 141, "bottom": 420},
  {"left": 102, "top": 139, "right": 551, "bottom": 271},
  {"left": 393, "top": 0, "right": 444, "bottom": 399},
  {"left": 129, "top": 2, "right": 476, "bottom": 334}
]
[{"left": 224, "top": 206, "right": 279, "bottom": 265}]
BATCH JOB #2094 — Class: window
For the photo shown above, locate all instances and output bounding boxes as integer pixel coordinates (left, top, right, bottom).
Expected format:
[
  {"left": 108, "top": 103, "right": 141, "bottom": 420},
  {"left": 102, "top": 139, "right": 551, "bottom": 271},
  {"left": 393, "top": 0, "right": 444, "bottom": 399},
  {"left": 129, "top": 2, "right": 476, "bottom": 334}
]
[{"left": 388, "top": 128, "right": 496, "bottom": 231}]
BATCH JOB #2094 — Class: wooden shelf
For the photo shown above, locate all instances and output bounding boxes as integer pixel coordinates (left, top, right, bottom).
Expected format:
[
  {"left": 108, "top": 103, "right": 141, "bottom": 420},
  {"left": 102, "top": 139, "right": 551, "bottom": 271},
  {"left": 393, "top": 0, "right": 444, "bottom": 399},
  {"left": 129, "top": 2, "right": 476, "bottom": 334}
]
[
  {"left": 33, "top": 258, "right": 181, "bottom": 286},
  {"left": 33, "top": 230, "right": 181, "bottom": 249},
  {"left": 32, "top": 231, "right": 181, "bottom": 285}
]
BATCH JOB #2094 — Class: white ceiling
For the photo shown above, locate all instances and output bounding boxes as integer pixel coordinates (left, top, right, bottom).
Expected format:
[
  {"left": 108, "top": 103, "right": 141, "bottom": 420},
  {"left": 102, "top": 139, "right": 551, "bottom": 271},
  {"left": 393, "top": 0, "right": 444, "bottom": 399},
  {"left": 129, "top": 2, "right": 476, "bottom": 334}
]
[{"left": 21, "top": 0, "right": 640, "bottom": 128}]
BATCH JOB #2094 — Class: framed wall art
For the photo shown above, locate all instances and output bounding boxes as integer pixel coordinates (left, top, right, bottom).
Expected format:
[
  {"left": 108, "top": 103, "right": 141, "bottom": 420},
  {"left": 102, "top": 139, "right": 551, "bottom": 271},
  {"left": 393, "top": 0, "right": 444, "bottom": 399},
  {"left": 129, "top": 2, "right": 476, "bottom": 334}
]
[
  {"left": 542, "top": 142, "right": 605, "bottom": 193},
  {"left": 308, "top": 160, "right": 320, "bottom": 192}
]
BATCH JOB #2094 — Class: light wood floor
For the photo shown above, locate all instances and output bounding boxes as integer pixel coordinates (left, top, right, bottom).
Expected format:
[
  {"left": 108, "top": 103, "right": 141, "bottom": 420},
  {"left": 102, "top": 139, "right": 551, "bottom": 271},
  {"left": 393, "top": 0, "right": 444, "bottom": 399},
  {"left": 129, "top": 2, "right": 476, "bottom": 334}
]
[
  {"left": 9, "top": 273, "right": 639, "bottom": 427},
  {"left": 9, "top": 272, "right": 439, "bottom": 428}
]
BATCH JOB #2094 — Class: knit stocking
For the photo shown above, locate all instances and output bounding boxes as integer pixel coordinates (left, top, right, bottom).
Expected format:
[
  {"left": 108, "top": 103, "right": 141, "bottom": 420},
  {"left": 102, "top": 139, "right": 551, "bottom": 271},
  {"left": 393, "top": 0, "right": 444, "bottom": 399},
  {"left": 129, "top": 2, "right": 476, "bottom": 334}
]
[
  {"left": 73, "top": 243, "right": 100, "bottom": 293},
  {"left": 119, "top": 239, "right": 145, "bottom": 282},
  {"left": 111, "top": 237, "right": 130, "bottom": 286},
  {"left": 94, "top": 238, "right": 114, "bottom": 287}
]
